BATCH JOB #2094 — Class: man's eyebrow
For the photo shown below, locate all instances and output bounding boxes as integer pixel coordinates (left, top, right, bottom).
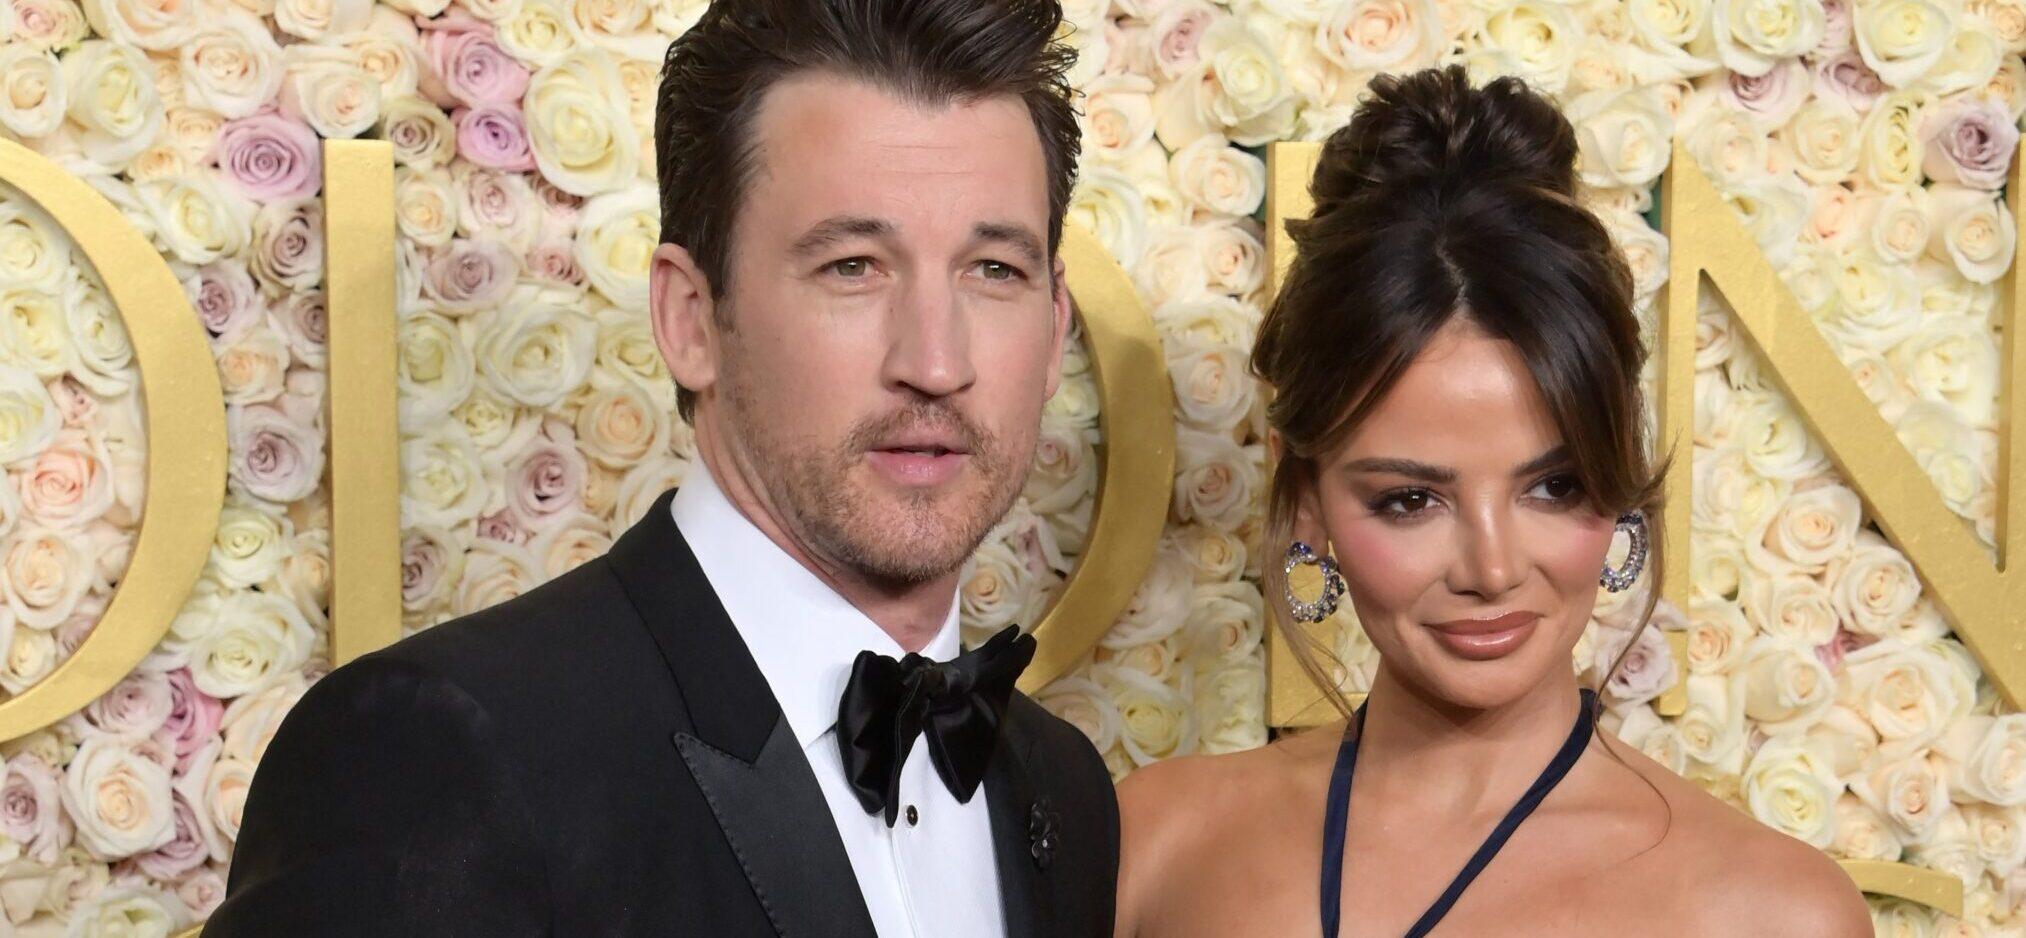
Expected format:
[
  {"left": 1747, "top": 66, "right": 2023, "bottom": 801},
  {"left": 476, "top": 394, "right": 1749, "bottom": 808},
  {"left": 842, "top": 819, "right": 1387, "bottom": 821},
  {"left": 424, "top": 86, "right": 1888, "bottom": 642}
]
[
  {"left": 789, "top": 215, "right": 896, "bottom": 258},
  {"left": 972, "top": 221, "right": 1047, "bottom": 269}
]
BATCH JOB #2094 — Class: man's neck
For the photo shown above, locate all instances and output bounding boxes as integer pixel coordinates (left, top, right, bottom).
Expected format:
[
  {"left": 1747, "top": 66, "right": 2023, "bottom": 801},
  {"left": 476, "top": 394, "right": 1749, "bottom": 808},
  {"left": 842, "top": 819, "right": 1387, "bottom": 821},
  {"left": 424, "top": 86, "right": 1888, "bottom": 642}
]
[{"left": 693, "top": 426, "right": 956, "bottom": 654}]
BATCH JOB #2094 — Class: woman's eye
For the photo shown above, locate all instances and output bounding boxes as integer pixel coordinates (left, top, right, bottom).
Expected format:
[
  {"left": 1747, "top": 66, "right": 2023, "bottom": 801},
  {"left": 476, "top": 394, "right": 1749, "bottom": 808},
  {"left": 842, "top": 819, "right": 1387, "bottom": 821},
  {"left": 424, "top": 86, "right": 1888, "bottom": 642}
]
[
  {"left": 1526, "top": 473, "right": 1584, "bottom": 503},
  {"left": 1371, "top": 489, "right": 1435, "bottom": 518}
]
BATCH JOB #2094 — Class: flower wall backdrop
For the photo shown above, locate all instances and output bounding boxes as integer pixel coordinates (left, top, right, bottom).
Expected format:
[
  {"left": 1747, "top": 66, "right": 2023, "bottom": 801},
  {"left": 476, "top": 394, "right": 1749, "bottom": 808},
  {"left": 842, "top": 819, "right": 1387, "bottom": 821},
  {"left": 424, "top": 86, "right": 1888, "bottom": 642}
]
[{"left": 0, "top": 0, "right": 2019, "bottom": 931}]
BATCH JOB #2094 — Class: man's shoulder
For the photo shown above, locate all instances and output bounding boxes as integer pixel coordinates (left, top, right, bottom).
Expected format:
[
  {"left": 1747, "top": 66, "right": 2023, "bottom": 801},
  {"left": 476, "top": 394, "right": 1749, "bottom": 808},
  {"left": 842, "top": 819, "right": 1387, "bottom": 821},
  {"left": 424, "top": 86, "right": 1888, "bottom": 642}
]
[{"left": 323, "top": 556, "right": 666, "bottom": 726}]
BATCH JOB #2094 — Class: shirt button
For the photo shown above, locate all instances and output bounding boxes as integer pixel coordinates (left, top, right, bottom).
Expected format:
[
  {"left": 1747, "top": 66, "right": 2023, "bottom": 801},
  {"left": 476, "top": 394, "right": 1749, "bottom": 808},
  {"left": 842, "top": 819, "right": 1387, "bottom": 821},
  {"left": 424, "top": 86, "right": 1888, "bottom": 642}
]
[{"left": 905, "top": 805, "right": 920, "bottom": 827}]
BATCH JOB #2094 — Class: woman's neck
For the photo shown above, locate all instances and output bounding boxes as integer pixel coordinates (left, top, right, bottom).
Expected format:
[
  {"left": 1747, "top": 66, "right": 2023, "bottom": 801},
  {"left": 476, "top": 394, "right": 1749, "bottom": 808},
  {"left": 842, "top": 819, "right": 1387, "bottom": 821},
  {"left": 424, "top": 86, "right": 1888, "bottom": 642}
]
[{"left": 1352, "top": 665, "right": 1588, "bottom": 819}]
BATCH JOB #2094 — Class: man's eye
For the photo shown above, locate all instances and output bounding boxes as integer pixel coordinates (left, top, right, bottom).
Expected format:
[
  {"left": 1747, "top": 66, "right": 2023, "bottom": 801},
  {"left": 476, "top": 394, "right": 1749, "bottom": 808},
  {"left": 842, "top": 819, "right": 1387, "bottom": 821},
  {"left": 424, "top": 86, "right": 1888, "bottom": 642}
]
[
  {"left": 829, "top": 258, "right": 873, "bottom": 278},
  {"left": 977, "top": 260, "right": 1021, "bottom": 282}
]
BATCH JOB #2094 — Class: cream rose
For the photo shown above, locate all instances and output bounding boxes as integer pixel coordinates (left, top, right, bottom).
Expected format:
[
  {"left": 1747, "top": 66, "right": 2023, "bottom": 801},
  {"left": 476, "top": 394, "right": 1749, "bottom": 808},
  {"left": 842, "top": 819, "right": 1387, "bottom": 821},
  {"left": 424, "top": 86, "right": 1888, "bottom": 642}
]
[
  {"left": 1480, "top": 0, "right": 1580, "bottom": 93},
  {"left": 1067, "top": 168, "right": 1148, "bottom": 268},
  {"left": 1940, "top": 715, "right": 2026, "bottom": 806},
  {"left": 1171, "top": 428, "right": 1261, "bottom": 532},
  {"left": 1841, "top": 640, "right": 1966, "bottom": 757},
  {"left": 1742, "top": 735, "right": 1842, "bottom": 846},
  {"left": 1855, "top": 0, "right": 1956, "bottom": 87},
  {"left": 1829, "top": 533, "right": 1922, "bottom": 637},
  {"left": 0, "top": 368, "right": 59, "bottom": 468},
  {"left": 1097, "top": 663, "right": 1195, "bottom": 767},
  {"left": 274, "top": 0, "right": 367, "bottom": 41},
  {"left": 1714, "top": 0, "right": 1825, "bottom": 75},
  {"left": 1195, "top": 664, "right": 1266, "bottom": 754},
  {"left": 1854, "top": 750, "right": 1951, "bottom": 842},
  {"left": 1036, "top": 676, "right": 1122, "bottom": 755},
  {"left": 60, "top": 736, "right": 173, "bottom": 860},
  {"left": 1782, "top": 96, "right": 1862, "bottom": 184},
  {"left": 1181, "top": 19, "right": 1295, "bottom": 145},
  {"left": 1740, "top": 635, "right": 1836, "bottom": 734},
  {"left": 1891, "top": 312, "right": 2000, "bottom": 428},
  {"left": 573, "top": 185, "right": 656, "bottom": 310},
  {"left": 0, "top": 48, "right": 65, "bottom": 139},
  {"left": 81, "top": 0, "right": 194, "bottom": 50},
  {"left": 1101, "top": 545, "right": 1193, "bottom": 649},
  {"left": 497, "top": 0, "right": 580, "bottom": 67},
  {"left": 1081, "top": 74, "right": 1155, "bottom": 164},
  {"left": 384, "top": 98, "right": 458, "bottom": 173},
  {"left": 1870, "top": 186, "right": 1932, "bottom": 263},
  {"left": 1024, "top": 413, "right": 1097, "bottom": 515},
  {"left": 17, "top": 427, "right": 112, "bottom": 531},
  {"left": 1166, "top": 336, "right": 1254, "bottom": 434},
  {"left": 1134, "top": 226, "right": 1210, "bottom": 307},
  {"left": 279, "top": 46, "right": 380, "bottom": 139},
  {"left": 1, "top": 526, "right": 85, "bottom": 631},
  {"left": 1859, "top": 89, "right": 1931, "bottom": 190},
  {"left": 1926, "top": 184, "right": 2017, "bottom": 285},
  {"left": 472, "top": 286, "right": 596, "bottom": 408},
  {"left": 1318, "top": 0, "right": 1442, "bottom": 71},
  {"left": 1567, "top": 85, "right": 1673, "bottom": 188},
  {"left": 453, "top": 538, "right": 541, "bottom": 616},
  {"left": 572, "top": 380, "right": 664, "bottom": 469},
  {"left": 1679, "top": 672, "right": 1749, "bottom": 773},
  {"left": 1751, "top": 481, "right": 1860, "bottom": 574},
  {"left": 62, "top": 40, "right": 162, "bottom": 168},
  {"left": 136, "top": 174, "right": 253, "bottom": 266},
  {"left": 524, "top": 50, "right": 640, "bottom": 196},
  {"left": 177, "top": 11, "right": 283, "bottom": 119},
  {"left": 400, "top": 424, "right": 488, "bottom": 529},
  {"left": 213, "top": 326, "right": 289, "bottom": 406},
  {"left": 1834, "top": 792, "right": 1905, "bottom": 860},
  {"left": 395, "top": 167, "right": 458, "bottom": 248}
]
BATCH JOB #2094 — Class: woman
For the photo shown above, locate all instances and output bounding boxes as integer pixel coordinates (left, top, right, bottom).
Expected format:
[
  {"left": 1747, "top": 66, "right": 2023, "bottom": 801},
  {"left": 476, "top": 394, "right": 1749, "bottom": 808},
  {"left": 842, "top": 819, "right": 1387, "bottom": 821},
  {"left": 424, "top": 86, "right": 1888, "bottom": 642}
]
[{"left": 1114, "top": 67, "right": 1871, "bottom": 937}]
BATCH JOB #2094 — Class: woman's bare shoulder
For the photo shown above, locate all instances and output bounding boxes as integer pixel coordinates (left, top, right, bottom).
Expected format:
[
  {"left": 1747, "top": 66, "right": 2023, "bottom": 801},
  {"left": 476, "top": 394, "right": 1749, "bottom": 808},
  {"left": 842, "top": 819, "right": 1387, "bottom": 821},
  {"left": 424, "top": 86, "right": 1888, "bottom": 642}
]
[
  {"left": 1599, "top": 740, "right": 1871, "bottom": 936},
  {"left": 1122, "top": 727, "right": 1333, "bottom": 836}
]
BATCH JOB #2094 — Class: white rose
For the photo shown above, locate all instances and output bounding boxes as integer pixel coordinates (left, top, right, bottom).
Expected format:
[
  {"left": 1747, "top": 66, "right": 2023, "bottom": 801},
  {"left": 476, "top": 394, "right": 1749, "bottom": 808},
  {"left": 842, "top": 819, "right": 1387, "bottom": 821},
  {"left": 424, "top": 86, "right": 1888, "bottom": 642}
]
[
  {"left": 1938, "top": 715, "right": 2026, "bottom": 806},
  {"left": 204, "top": 757, "right": 252, "bottom": 846},
  {"left": 279, "top": 46, "right": 380, "bottom": 139},
  {"left": 1691, "top": 441, "right": 1791, "bottom": 544},
  {"left": 1894, "top": 400, "right": 1988, "bottom": 518},
  {"left": 1859, "top": 89, "right": 1932, "bottom": 189},
  {"left": 344, "top": 11, "right": 421, "bottom": 98},
  {"left": 498, "top": 0, "right": 580, "bottom": 67},
  {"left": 529, "top": 512, "right": 609, "bottom": 579},
  {"left": 1841, "top": 640, "right": 1966, "bottom": 757},
  {"left": 135, "top": 174, "right": 253, "bottom": 267},
  {"left": 1, "top": 526, "right": 85, "bottom": 630},
  {"left": 188, "top": 590, "right": 312, "bottom": 698},
  {"left": 454, "top": 539, "right": 540, "bottom": 616},
  {"left": 573, "top": 185, "right": 656, "bottom": 310},
  {"left": 1615, "top": 703, "right": 1689, "bottom": 775},
  {"left": 1081, "top": 74, "right": 1155, "bottom": 164},
  {"left": 1835, "top": 792, "right": 1906, "bottom": 860},
  {"left": 274, "top": 0, "right": 366, "bottom": 41},
  {"left": 1181, "top": 19, "right": 1295, "bottom": 146},
  {"left": 209, "top": 502, "right": 287, "bottom": 590},
  {"left": 395, "top": 166, "right": 458, "bottom": 248},
  {"left": 1102, "top": 545, "right": 1194, "bottom": 649},
  {"left": 1962, "top": 802, "right": 2026, "bottom": 870},
  {"left": 1740, "top": 635, "right": 1836, "bottom": 734},
  {"left": 0, "top": 368, "right": 58, "bottom": 467},
  {"left": 471, "top": 286, "right": 596, "bottom": 408},
  {"left": 1199, "top": 219, "right": 1264, "bottom": 298},
  {"left": 1037, "top": 676, "right": 1122, "bottom": 755},
  {"left": 614, "top": 452, "right": 686, "bottom": 530},
  {"left": 177, "top": 12, "right": 283, "bottom": 119},
  {"left": 1713, "top": 0, "right": 1825, "bottom": 75},
  {"left": 396, "top": 310, "right": 476, "bottom": 430},
  {"left": 1782, "top": 95, "right": 1863, "bottom": 184},
  {"left": 0, "top": 286, "right": 76, "bottom": 383},
  {"left": 213, "top": 326, "right": 289, "bottom": 407},
  {"left": 0, "top": 47, "right": 65, "bottom": 139},
  {"left": 1195, "top": 664, "right": 1265, "bottom": 754},
  {"left": 1891, "top": 311, "right": 2000, "bottom": 428},
  {"left": 1133, "top": 226, "right": 1210, "bottom": 307},
  {"left": 1319, "top": 0, "right": 1442, "bottom": 71},
  {"left": 1868, "top": 186, "right": 1932, "bottom": 267},
  {"left": 218, "top": 672, "right": 306, "bottom": 764},
  {"left": 959, "top": 538, "right": 1036, "bottom": 634},
  {"left": 1166, "top": 336, "right": 1254, "bottom": 433},
  {"left": 62, "top": 282, "right": 132, "bottom": 398},
  {"left": 1067, "top": 168, "right": 1148, "bottom": 270},
  {"left": 524, "top": 51, "right": 640, "bottom": 196},
  {"left": 61, "top": 40, "right": 161, "bottom": 168},
  {"left": 1154, "top": 295, "right": 1257, "bottom": 350},
  {"left": 1096, "top": 664, "right": 1195, "bottom": 766},
  {"left": 1731, "top": 392, "right": 1830, "bottom": 481},
  {"left": 1855, "top": 0, "right": 1956, "bottom": 87},
  {"left": 573, "top": 380, "right": 665, "bottom": 469},
  {"left": 0, "top": 626, "right": 54, "bottom": 692},
  {"left": 1742, "top": 735, "right": 1842, "bottom": 846},
  {"left": 384, "top": 98, "right": 457, "bottom": 173},
  {"left": 1721, "top": 174, "right": 1812, "bottom": 267},
  {"left": 1829, "top": 533, "right": 1923, "bottom": 637},
  {"left": 1750, "top": 481, "right": 1860, "bottom": 574},
  {"left": 1679, "top": 672, "right": 1748, "bottom": 773},
  {"left": 1926, "top": 184, "right": 2017, "bottom": 285},
  {"left": 1480, "top": 0, "right": 1581, "bottom": 93},
  {"left": 1024, "top": 413, "right": 1097, "bottom": 515},
  {"left": 59, "top": 736, "right": 172, "bottom": 860},
  {"left": 399, "top": 423, "right": 488, "bottom": 529},
  {"left": 1567, "top": 85, "right": 1674, "bottom": 188},
  {"left": 1171, "top": 428, "right": 1261, "bottom": 532},
  {"left": 1854, "top": 750, "right": 1951, "bottom": 842},
  {"left": 1688, "top": 532, "right": 1747, "bottom": 604},
  {"left": 81, "top": 0, "right": 193, "bottom": 49},
  {"left": 64, "top": 884, "right": 189, "bottom": 937}
]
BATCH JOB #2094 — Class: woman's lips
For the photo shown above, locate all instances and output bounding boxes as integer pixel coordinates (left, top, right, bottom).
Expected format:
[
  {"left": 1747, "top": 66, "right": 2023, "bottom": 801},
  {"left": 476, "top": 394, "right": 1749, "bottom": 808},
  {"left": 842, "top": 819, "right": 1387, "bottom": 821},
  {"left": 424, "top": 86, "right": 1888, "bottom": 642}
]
[{"left": 1424, "top": 611, "right": 1541, "bottom": 661}]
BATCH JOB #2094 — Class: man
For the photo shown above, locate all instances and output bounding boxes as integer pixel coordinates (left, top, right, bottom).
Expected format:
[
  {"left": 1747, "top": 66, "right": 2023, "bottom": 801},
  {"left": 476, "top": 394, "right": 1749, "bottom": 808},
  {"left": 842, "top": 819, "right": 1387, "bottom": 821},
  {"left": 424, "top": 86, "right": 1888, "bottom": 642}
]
[{"left": 205, "top": 0, "right": 1117, "bottom": 934}]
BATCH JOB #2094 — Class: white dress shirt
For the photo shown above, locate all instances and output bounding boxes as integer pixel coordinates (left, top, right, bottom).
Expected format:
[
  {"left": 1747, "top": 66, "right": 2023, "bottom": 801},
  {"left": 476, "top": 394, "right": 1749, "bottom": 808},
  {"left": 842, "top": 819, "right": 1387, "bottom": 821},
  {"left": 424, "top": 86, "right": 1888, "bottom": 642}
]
[{"left": 670, "top": 464, "right": 1009, "bottom": 938}]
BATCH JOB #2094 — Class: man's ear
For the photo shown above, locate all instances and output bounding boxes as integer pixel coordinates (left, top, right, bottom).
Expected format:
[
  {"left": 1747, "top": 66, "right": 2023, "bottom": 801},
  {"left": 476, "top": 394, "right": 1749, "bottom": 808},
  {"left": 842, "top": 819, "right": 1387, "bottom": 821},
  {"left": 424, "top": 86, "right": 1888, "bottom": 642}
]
[
  {"left": 650, "top": 242, "right": 720, "bottom": 401},
  {"left": 1042, "top": 253, "right": 1072, "bottom": 400}
]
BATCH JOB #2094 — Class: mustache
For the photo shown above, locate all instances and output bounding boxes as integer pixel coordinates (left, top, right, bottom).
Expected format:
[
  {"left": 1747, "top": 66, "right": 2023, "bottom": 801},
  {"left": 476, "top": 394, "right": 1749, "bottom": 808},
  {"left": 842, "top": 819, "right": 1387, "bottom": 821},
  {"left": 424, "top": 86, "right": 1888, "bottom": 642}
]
[{"left": 844, "top": 401, "right": 994, "bottom": 459}]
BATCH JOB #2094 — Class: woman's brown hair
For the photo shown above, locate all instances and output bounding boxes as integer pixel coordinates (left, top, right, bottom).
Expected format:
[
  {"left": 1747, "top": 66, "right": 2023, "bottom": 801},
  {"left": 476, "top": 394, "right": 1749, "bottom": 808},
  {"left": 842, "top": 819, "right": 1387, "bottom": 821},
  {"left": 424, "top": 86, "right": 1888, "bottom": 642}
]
[{"left": 1253, "top": 65, "right": 1667, "bottom": 717}]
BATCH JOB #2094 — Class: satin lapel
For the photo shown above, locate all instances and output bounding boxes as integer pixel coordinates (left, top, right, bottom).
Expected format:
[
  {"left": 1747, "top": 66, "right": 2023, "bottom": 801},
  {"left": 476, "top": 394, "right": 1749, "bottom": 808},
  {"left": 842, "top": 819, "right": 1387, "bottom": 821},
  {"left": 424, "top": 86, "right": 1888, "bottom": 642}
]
[
  {"left": 608, "top": 489, "right": 875, "bottom": 938},
  {"left": 984, "top": 715, "right": 1051, "bottom": 938},
  {"left": 675, "top": 717, "right": 877, "bottom": 938}
]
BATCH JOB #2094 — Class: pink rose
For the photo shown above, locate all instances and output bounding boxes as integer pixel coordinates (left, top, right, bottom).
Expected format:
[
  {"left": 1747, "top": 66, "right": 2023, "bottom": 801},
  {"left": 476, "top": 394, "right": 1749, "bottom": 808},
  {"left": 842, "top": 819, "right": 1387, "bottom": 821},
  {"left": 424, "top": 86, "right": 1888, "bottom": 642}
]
[
  {"left": 1923, "top": 99, "right": 2020, "bottom": 191},
  {"left": 154, "top": 669, "right": 224, "bottom": 778},
  {"left": 1813, "top": 51, "right": 1884, "bottom": 113},
  {"left": 228, "top": 404, "right": 324, "bottom": 504},
  {"left": 270, "top": 291, "right": 328, "bottom": 369},
  {"left": 525, "top": 242, "right": 583, "bottom": 286},
  {"left": 176, "top": 869, "right": 227, "bottom": 919},
  {"left": 454, "top": 105, "right": 536, "bottom": 172},
  {"left": 421, "top": 14, "right": 528, "bottom": 108},
  {"left": 400, "top": 527, "right": 461, "bottom": 609},
  {"left": 421, "top": 238, "right": 517, "bottom": 313},
  {"left": 531, "top": 176, "right": 582, "bottom": 230},
  {"left": 458, "top": 169, "right": 539, "bottom": 246},
  {"left": 47, "top": 377, "right": 97, "bottom": 428},
  {"left": 1150, "top": 2, "right": 1218, "bottom": 79},
  {"left": 506, "top": 420, "right": 585, "bottom": 524},
  {"left": 216, "top": 112, "right": 321, "bottom": 201},
  {"left": 251, "top": 200, "right": 323, "bottom": 293},
  {"left": 1814, "top": 0, "right": 1853, "bottom": 57},
  {"left": 1720, "top": 60, "right": 1809, "bottom": 128},
  {"left": 0, "top": 753, "right": 72, "bottom": 864},
  {"left": 184, "top": 261, "right": 261, "bottom": 342},
  {"left": 84, "top": 669, "right": 174, "bottom": 739},
  {"left": 476, "top": 507, "right": 534, "bottom": 545},
  {"left": 1600, "top": 625, "right": 1675, "bottom": 706},
  {"left": 19, "top": 427, "right": 114, "bottom": 530},
  {"left": 132, "top": 790, "right": 210, "bottom": 879}
]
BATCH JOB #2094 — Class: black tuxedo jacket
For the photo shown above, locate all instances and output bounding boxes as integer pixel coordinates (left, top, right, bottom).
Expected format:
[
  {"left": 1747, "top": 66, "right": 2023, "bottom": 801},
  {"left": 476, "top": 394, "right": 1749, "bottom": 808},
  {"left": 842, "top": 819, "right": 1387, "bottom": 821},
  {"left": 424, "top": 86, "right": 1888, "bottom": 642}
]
[{"left": 205, "top": 488, "right": 1119, "bottom": 936}]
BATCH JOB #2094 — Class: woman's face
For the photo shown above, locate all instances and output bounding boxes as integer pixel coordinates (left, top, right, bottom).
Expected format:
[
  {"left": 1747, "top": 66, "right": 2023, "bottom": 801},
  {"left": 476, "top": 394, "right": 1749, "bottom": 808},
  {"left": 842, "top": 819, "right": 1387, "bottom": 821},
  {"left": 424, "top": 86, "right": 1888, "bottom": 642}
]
[{"left": 1296, "top": 318, "right": 1616, "bottom": 710}]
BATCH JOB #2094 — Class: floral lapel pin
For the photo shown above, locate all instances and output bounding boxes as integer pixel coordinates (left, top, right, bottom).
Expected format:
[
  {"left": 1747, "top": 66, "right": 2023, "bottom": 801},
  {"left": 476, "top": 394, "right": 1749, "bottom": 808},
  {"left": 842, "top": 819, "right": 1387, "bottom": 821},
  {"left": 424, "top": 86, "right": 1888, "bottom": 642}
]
[{"left": 1028, "top": 799, "right": 1059, "bottom": 871}]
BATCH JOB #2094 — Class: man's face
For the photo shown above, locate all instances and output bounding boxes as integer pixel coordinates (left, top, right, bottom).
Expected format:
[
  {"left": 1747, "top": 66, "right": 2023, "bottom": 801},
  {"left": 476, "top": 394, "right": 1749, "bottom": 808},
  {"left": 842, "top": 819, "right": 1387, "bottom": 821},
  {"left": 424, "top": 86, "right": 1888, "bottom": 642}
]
[{"left": 667, "top": 73, "right": 1070, "bottom": 586}]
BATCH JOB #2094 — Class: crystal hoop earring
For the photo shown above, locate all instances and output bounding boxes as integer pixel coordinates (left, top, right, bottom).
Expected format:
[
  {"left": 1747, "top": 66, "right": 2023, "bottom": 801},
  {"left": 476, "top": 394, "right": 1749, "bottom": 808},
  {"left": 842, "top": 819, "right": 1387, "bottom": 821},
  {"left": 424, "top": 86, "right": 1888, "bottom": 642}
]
[
  {"left": 1599, "top": 512, "right": 1648, "bottom": 593},
  {"left": 1284, "top": 541, "right": 1347, "bottom": 623}
]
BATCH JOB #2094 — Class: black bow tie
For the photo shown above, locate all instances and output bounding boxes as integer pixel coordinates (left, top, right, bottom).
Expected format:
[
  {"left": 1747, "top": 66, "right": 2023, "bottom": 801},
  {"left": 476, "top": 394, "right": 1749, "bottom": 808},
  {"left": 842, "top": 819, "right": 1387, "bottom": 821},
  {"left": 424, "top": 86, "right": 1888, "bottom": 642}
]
[{"left": 837, "top": 625, "right": 1035, "bottom": 827}]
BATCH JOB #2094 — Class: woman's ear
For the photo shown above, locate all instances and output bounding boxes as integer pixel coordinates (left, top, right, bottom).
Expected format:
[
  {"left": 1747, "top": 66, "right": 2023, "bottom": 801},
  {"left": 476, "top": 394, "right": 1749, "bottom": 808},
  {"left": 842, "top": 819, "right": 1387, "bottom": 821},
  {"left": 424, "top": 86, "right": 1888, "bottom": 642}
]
[{"left": 1274, "top": 437, "right": 1331, "bottom": 554}]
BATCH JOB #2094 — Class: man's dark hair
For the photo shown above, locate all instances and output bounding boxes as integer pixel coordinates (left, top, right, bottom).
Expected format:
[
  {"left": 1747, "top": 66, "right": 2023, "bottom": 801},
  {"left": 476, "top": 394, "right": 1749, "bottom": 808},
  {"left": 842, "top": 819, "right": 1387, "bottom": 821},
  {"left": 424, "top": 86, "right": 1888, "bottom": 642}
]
[{"left": 656, "top": 0, "right": 1083, "bottom": 421}]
